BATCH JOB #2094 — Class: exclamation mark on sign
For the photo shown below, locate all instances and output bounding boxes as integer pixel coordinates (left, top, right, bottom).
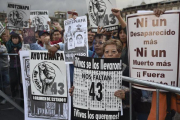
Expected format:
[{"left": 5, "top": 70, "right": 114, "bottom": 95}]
[
  {"left": 137, "top": 72, "right": 140, "bottom": 78},
  {"left": 171, "top": 81, "right": 175, "bottom": 86}
]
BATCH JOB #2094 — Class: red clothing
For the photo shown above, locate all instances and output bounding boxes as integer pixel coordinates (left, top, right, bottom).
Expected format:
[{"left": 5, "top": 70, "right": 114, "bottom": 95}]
[{"left": 50, "top": 39, "right": 62, "bottom": 45}]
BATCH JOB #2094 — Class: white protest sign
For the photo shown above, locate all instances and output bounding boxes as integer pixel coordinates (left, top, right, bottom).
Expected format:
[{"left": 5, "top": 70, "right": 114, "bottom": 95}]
[
  {"left": 7, "top": 2, "right": 30, "bottom": 30},
  {"left": 64, "top": 16, "right": 88, "bottom": 63},
  {"left": 30, "top": 50, "right": 67, "bottom": 102},
  {"left": 20, "top": 51, "right": 71, "bottom": 120},
  {"left": 30, "top": 10, "right": 50, "bottom": 31},
  {"left": 127, "top": 12, "right": 180, "bottom": 91},
  {"left": 86, "top": 0, "right": 119, "bottom": 32},
  {"left": 73, "top": 56, "right": 122, "bottom": 120},
  {"left": 0, "top": 22, "right": 5, "bottom": 35}
]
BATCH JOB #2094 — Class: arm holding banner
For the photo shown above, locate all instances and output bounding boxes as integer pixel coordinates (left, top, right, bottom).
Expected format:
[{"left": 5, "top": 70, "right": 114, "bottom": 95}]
[
  {"left": 4, "top": 18, "right": 10, "bottom": 40},
  {"left": 111, "top": 9, "right": 126, "bottom": 28}
]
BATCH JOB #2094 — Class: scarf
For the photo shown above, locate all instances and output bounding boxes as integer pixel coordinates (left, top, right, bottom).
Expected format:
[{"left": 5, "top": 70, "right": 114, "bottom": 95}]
[
  {"left": 50, "top": 39, "right": 62, "bottom": 45},
  {"left": 6, "top": 39, "right": 22, "bottom": 53}
]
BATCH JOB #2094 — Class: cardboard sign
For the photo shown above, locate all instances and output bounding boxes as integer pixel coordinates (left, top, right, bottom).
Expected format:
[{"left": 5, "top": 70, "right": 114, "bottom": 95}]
[
  {"left": 7, "top": 2, "right": 30, "bottom": 29},
  {"left": 86, "top": 0, "right": 119, "bottom": 32},
  {"left": 127, "top": 11, "right": 180, "bottom": 90},
  {"left": 73, "top": 56, "right": 122, "bottom": 120}
]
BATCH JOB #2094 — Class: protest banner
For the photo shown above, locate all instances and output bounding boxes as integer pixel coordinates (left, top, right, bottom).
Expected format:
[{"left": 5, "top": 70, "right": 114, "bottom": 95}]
[
  {"left": 30, "top": 10, "right": 50, "bottom": 31},
  {"left": 127, "top": 11, "right": 180, "bottom": 90},
  {"left": 7, "top": 2, "right": 30, "bottom": 30},
  {"left": 64, "top": 16, "right": 88, "bottom": 63},
  {"left": 0, "top": 22, "right": 5, "bottom": 35},
  {"left": 86, "top": 0, "right": 119, "bottom": 32},
  {"left": 20, "top": 51, "right": 71, "bottom": 120},
  {"left": 23, "top": 27, "right": 36, "bottom": 44},
  {"left": 73, "top": 56, "right": 122, "bottom": 120},
  {"left": 30, "top": 50, "right": 67, "bottom": 102}
]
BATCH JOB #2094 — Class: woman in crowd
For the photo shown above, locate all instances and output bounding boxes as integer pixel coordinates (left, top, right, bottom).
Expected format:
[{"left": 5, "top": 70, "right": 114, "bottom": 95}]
[
  {"left": 70, "top": 39, "right": 141, "bottom": 120},
  {"left": 6, "top": 33, "right": 22, "bottom": 101}
]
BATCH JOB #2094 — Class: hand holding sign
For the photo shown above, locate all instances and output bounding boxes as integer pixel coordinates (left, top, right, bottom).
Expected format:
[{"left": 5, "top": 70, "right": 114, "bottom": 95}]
[
  {"left": 114, "top": 89, "right": 125, "bottom": 99},
  {"left": 38, "top": 63, "right": 56, "bottom": 94}
]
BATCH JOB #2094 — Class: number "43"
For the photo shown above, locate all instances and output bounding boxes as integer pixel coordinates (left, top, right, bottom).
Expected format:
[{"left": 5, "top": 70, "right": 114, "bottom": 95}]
[
  {"left": 89, "top": 82, "right": 103, "bottom": 101},
  {"left": 103, "top": 14, "right": 116, "bottom": 26},
  {"left": 51, "top": 82, "right": 64, "bottom": 95}
]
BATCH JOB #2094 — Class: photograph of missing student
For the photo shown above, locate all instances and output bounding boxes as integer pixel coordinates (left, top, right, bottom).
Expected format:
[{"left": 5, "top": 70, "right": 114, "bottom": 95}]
[
  {"left": 7, "top": 2, "right": 30, "bottom": 29},
  {"left": 86, "top": 0, "right": 119, "bottom": 32},
  {"left": 64, "top": 16, "right": 88, "bottom": 63},
  {"left": 73, "top": 56, "right": 122, "bottom": 120},
  {"left": 20, "top": 52, "right": 69, "bottom": 120},
  {"left": 23, "top": 27, "right": 36, "bottom": 44}
]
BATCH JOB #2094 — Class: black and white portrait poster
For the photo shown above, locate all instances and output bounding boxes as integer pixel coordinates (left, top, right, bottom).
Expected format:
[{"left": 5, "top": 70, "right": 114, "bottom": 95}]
[
  {"left": 64, "top": 16, "right": 88, "bottom": 63},
  {"left": 20, "top": 51, "right": 71, "bottom": 120},
  {"left": 73, "top": 56, "right": 123, "bottom": 120},
  {"left": 0, "top": 22, "right": 5, "bottom": 35},
  {"left": 7, "top": 2, "right": 30, "bottom": 30},
  {"left": 86, "top": 0, "right": 119, "bottom": 32},
  {"left": 23, "top": 27, "right": 36, "bottom": 44},
  {"left": 30, "top": 10, "right": 50, "bottom": 31}
]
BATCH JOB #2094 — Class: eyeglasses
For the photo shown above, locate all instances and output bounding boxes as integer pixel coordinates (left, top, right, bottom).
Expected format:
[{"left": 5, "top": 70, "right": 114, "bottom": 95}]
[{"left": 93, "top": 41, "right": 104, "bottom": 45}]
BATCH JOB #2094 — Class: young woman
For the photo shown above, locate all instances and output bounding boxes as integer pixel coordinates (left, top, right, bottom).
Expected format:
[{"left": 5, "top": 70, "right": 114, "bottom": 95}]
[{"left": 6, "top": 33, "right": 22, "bottom": 100}]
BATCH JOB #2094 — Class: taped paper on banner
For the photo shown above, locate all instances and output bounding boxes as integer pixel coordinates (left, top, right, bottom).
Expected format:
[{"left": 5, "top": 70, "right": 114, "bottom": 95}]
[
  {"left": 30, "top": 50, "right": 67, "bottom": 102},
  {"left": 23, "top": 27, "right": 36, "bottom": 44},
  {"left": 20, "top": 51, "right": 71, "bottom": 120},
  {"left": 0, "top": 22, "right": 5, "bottom": 35},
  {"left": 7, "top": 2, "right": 30, "bottom": 30},
  {"left": 73, "top": 56, "right": 122, "bottom": 120},
  {"left": 127, "top": 11, "right": 180, "bottom": 91},
  {"left": 86, "top": 0, "right": 119, "bottom": 32},
  {"left": 30, "top": 10, "right": 50, "bottom": 31},
  {"left": 64, "top": 16, "right": 88, "bottom": 63}
]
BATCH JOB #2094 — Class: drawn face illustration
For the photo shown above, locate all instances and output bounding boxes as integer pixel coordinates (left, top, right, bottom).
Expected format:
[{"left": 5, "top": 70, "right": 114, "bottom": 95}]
[
  {"left": 76, "top": 34, "right": 83, "bottom": 44},
  {"left": 8, "top": 10, "right": 23, "bottom": 26},
  {"left": 69, "top": 38, "right": 73, "bottom": 46},
  {"left": 90, "top": 0, "right": 107, "bottom": 26},
  {"left": 32, "top": 16, "right": 44, "bottom": 26}
]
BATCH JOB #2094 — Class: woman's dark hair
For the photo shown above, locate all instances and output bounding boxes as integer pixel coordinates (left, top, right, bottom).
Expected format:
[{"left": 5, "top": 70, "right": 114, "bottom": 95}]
[
  {"left": 117, "top": 25, "right": 127, "bottom": 41},
  {"left": 11, "top": 33, "right": 21, "bottom": 43}
]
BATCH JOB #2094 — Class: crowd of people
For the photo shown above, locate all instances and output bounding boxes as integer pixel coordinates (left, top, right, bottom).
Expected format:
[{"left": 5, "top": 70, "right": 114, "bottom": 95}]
[{"left": 0, "top": 7, "right": 180, "bottom": 120}]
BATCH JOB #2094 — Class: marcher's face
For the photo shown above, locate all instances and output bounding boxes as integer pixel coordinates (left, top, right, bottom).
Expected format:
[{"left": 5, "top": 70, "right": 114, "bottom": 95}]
[
  {"left": 12, "top": 37, "right": 19, "bottom": 44},
  {"left": 53, "top": 32, "right": 61, "bottom": 41},
  {"left": 88, "top": 31, "right": 95, "bottom": 43},
  {"left": 119, "top": 30, "right": 127, "bottom": 43},
  {"left": 35, "top": 33, "right": 39, "bottom": 41},
  {"left": 2, "top": 35, "right": 8, "bottom": 42},
  {"left": 104, "top": 45, "right": 121, "bottom": 58},
  {"left": 40, "top": 33, "right": 49, "bottom": 43},
  {"left": 94, "top": 37, "right": 105, "bottom": 56}
]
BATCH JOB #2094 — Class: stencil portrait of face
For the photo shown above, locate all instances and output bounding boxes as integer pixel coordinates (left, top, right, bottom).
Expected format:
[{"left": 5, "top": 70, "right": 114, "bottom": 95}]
[
  {"left": 8, "top": 10, "right": 23, "bottom": 26},
  {"left": 90, "top": 0, "right": 107, "bottom": 26},
  {"left": 76, "top": 34, "right": 83, "bottom": 44}
]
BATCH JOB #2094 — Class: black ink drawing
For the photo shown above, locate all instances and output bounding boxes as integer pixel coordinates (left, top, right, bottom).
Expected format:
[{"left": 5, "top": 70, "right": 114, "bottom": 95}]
[
  {"left": 69, "top": 38, "right": 73, "bottom": 46},
  {"left": 22, "top": 56, "right": 68, "bottom": 119},
  {"left": 8, "top": 10, "right": 24, "bottom": 26},
  {"left": 89, "top": 0, "right": 107, "bottom": 26},
  {"left": 38, "top": 62, "right": 56, "bottom": 94}
]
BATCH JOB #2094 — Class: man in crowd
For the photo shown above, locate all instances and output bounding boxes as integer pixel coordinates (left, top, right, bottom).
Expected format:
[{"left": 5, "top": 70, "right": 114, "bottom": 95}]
[{"left": 0, "top": 38, "right": 9, "bottom": 104}]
